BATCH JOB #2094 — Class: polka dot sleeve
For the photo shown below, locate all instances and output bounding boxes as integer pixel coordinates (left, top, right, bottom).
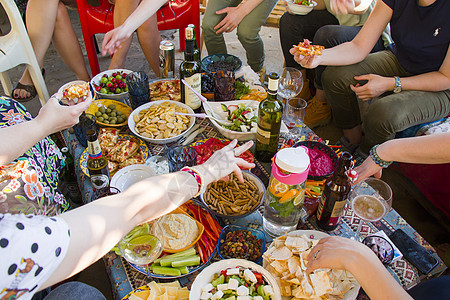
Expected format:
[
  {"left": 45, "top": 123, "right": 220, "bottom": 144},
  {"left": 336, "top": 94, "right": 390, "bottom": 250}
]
[{"left": 0, "top": 213, "right": 70, "bottom": 299}]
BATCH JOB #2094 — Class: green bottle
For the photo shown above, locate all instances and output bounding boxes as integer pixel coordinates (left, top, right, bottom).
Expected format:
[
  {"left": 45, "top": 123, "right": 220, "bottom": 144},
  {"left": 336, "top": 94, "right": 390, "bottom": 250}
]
[
  {"left": 255, "top": 72, "right": 283, "bottom": 163},
  {"left": 87, "top": 129, "right": 110, "bottom": 190},
  {"left": 187, "top": 24, "right": 201, "bottom": 62},
  {"left": 180, "top": 26, "right": 202, "bottom": 112}
]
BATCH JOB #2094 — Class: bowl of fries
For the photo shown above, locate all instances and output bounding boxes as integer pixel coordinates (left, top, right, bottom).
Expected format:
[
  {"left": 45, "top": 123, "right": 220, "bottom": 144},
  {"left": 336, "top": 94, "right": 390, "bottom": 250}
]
[
  {"left": 128, "top": 100, "right": 195, "bottom": 144},
  {"left": 200, "top": 171, "right": 265, "bottom": 219}
]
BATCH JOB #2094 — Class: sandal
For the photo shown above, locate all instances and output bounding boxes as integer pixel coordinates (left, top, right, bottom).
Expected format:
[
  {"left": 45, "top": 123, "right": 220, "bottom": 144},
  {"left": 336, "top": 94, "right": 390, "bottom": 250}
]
[{"left": 11, "top": 68, "right": 45, "bottom": 103}]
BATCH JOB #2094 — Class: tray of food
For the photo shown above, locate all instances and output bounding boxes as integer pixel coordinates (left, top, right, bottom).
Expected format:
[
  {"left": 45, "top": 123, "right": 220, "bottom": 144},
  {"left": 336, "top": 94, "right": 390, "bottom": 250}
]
[
  {"left": 149, "top": 78, "right": 181, "bottom": 102},
  {"left": 80, "top": 128, "right": 148, "bottom": 175}
]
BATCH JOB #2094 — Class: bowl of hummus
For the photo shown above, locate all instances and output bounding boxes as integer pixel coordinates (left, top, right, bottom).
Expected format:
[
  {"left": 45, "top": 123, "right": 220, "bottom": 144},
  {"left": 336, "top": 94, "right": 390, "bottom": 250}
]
[{"left": 151, "top": 210, "right": 204, "bottom": 253}]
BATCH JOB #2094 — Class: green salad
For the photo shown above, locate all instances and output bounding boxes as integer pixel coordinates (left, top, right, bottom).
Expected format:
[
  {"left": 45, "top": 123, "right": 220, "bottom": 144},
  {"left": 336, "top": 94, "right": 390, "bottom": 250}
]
[
  {"left": 221, "top": 103, "right": 258, "bottom": 132},
  {"left": 200, "top": 267, "right": 274, "bottom": 300}
]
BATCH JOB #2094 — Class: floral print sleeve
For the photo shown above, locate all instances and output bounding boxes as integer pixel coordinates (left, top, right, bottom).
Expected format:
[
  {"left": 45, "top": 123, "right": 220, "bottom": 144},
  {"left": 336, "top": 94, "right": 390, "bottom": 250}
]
[{"left": 0, "top": 97, "right": 69, "bottom": 216}]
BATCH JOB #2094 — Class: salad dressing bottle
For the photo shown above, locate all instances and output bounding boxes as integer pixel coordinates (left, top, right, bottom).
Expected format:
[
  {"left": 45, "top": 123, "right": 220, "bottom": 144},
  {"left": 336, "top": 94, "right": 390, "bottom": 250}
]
[{"left": 255, "top": 72, "right": 283, "bottom": 163}]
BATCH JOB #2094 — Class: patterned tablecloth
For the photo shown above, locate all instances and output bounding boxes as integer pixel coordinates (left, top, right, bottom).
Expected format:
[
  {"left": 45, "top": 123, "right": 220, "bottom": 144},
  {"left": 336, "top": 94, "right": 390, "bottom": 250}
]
[{"left": 63, "top": 118, "right": 446, "bottom": 300}]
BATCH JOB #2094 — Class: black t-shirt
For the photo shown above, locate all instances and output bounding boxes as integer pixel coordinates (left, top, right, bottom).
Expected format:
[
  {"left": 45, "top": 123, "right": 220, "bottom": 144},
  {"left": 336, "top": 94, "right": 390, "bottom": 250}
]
[{"left": 383, "top": 0, "right": 450, "bottom": 74}]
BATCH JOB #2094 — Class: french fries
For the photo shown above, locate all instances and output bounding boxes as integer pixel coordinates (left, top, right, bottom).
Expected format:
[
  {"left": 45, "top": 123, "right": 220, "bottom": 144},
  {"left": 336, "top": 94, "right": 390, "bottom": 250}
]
[
  {"left": 204, "top": 173, "right": 263, "bottom": 216},
  {"left": 133, "top": 101, "right": 191, "bottom": 139}
]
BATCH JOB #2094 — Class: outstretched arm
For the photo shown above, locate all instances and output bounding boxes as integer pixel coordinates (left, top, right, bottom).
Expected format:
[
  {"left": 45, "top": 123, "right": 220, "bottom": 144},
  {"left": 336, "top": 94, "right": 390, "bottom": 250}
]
[
  {"left": 354, "top": 132, "right": 450, "bottom": 184},
  {"left": 0, "top": 94, "right": 92, "bottom": 165},
  {"left": 307, "top": 236, "right": 413, "bottom": 300},
  {"left": 102, "top": 0, "right": 168, "bottom": 55},
  {"left": 43, "top": 140, "right": 255, "bottom": 288}
]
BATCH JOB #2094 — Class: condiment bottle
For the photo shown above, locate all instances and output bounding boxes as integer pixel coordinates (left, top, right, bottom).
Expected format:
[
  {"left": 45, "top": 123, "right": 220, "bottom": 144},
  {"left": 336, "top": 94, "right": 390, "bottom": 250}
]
[
  {"left": 316, "top": 151, "right": 353, "bottom": 231},
  {"left": 263, "top": 147, "right": 310, "bottom": 237}
]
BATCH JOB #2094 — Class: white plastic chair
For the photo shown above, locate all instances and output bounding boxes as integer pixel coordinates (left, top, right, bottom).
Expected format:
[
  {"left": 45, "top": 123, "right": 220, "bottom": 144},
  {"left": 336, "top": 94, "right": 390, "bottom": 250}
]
[{"left": 0, "top": 0, "right": 48, "bottom": 106}]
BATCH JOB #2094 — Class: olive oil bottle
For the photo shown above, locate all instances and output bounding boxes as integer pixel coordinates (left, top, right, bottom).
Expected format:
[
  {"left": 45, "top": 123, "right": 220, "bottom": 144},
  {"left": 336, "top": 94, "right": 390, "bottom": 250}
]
[
  {"left": 180, "top": 26, "right": 202, "bottom": 112},
  {"left": 255, "top": 72, "right": 283, "bottom": 162},
  {"left": 87, "top": 129, "right": 110, "bottom": 190}
]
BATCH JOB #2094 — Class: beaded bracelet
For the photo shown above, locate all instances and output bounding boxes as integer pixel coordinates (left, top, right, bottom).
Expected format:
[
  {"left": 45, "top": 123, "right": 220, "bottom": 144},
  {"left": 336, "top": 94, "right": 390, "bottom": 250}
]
[
  {"left": 181, "top": 167, "right": 203, "bottom": 197},
  {"left": 369, "top": 144, "right": 392, "bottom": 168}
]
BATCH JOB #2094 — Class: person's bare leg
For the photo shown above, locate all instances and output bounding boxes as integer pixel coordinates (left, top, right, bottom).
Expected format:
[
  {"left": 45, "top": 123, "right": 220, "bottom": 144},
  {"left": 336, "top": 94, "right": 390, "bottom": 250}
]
[
  {"left": 108, "top": 0, "right": 140, "bottom": 70},
  {"left": 136, "top": 15, "right": 161, "bottom": 76},
  {"left": 14, "top": 0, "right": 60, "bottom": 99},
  {"left": 52, "top": 2, "right": 90, "bottom": 81},
  {"left": 343, "top": 125, "right": 363, "bottom": 145}
]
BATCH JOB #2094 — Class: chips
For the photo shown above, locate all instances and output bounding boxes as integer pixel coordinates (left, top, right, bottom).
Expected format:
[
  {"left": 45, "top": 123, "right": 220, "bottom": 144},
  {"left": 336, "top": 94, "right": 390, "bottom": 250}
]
[
  {"left": 263, "top": 234, "right": 358, "bottom": 299},
  {"left": 128, "top": 281, "right": 189, "bottom": 300},
  {"left": 133, "top": 101, "right": 191, "bottom": 139}
]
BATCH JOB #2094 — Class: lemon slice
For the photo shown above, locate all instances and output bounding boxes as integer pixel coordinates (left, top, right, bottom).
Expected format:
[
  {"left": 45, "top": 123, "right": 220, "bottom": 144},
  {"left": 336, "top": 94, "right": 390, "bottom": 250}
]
[
  {"left": 293, "top": 189, "right": 306, "bottom": 206},
  {"left": 268, "top": 178, "right": 289, "bottom": 197}
]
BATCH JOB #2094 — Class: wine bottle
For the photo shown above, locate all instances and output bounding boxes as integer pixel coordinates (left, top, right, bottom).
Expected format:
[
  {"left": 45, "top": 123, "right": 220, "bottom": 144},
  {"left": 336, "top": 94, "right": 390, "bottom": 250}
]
[
  {"left": 187, "top": 24, "right": 201, "bottom": 62},
  {"left": 87, "top": 129, "right": 110, "bottom": 190},
  {"left": 255, "top": 72, "right": 283, "bottom": 162},
  {"left": 180, "top": 26, "right": 202, "bottom": 113},
  {"left": 316, "top": 152, "right": 353, "bottom": 231},
  {"left": 59, "top": 147, "right": 83, "bottom": 205}
]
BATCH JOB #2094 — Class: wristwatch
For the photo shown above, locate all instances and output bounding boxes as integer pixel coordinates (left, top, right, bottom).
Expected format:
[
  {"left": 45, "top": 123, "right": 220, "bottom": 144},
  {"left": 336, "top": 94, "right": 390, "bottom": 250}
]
[{"left": 393, "top": 76, "right": 402, "bottom": 93}]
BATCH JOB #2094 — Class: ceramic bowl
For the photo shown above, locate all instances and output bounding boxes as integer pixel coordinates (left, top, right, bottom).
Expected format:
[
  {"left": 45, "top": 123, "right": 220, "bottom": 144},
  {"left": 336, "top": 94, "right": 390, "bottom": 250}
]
[
  {"left": 128, "top": 100, "right": 195, "bottom": 144},
  {"left": 110, "top": 164, "right": 156, "bottom": 192},
  {"left": 90, "top": 68, "right": 132, "bottom": 100},
  {"left": 286, "top": 0, "right": 317, "bottom": 15},
  {"left": 86, "top": 99, "right": 132, "bottom": 127},
  {"left": 294, "top": 141, "right": 339, "bottom": 180},
  {"left": 217, "top": 225, "right": 266, "bottom": 263}
]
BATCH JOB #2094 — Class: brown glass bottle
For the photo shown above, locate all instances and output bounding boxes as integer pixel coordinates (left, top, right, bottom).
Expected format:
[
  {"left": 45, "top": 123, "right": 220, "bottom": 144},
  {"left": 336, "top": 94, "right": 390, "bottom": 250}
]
[
  {"left": 316, "top": 152, "right": 353, "bottom": 231},
  {"left": 87, "top": 129, "right": 110, "bottom": 190}
]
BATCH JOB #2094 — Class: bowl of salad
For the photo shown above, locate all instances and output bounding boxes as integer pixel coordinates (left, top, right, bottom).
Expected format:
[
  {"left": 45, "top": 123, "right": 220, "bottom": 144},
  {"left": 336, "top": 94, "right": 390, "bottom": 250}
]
[
  {"left": 203, "top": 100, "right": 288, "bottom": 141},
  {"left": 286, "top": 0, "right": 317, "bottom": 15},
  {"left": 190, "top": 259, "right": 282, "bottom": 300}
]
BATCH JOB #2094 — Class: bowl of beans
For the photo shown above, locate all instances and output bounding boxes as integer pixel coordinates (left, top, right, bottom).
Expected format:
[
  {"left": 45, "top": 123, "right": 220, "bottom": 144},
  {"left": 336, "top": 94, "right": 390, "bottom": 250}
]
[
  {"left": 201, "top": 54, "right": 242, "bottom": 73},
  {"left": 294, "top": 141, "right": 339, "bottom": 180},
  {"left": 217, "top": 225, "right": 266, "bottom": 263},
  {"left": 200, "top": 171, "right": 265, "bottom": 219}
]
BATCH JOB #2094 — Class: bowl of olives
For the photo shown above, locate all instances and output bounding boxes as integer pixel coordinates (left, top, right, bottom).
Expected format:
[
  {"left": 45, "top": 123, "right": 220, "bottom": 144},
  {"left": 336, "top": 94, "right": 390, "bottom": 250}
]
[
  {"left": 90, "top": 69, "right": 132, "bottom": 101},
  {"left": 86, "top": 99, "right": 132, "bottom": 127}
]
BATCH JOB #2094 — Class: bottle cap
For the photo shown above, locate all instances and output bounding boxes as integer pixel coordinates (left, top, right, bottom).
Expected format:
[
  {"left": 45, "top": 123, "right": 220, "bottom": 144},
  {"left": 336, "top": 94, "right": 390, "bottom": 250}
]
[{"left": 275, "top": 147, "right": 310, "bottom": 174}]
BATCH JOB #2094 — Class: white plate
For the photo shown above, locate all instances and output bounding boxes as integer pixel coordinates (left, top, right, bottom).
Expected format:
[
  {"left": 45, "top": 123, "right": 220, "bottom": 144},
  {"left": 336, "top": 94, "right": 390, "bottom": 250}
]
[
  {"left": 204, "top": 99, "right": 288, "bottom": 141},
  {"left": 110, "top": 164, "right": 155, "bottom": 192},
  {"left": 190, "top": 259, "right": 282, "bottom": 300},
  {"left": 265, "top": 230, "right": 361, "bottom": 300},
  {"left": 128, "top": 100, "right": 196, "bottom": 144}
]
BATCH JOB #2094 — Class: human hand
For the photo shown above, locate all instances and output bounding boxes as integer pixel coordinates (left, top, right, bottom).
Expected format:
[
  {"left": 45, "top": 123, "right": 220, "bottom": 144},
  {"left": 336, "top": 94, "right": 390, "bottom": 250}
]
[
  {"left": 35, "top": 93, "right": 92, "bottom": 134},
  {"left": 102, "top": 25, "right": 131, "bottom": 56},
  {"left": 195, "top": 140, "right": 255, "bottom": 185},
  {"left": 306, "top": 236, "right": 375, "bottom": 274},
  {"left": 214, "top": 6, "right": 246, "bottom": 34},
  {"left": 353, "top": 156, "right": 383, "bottom": 184},
  {"left": 350, "top": 74, "right": 392, "bottom": 101},
  {"left": 330, "top": 0, "right": 356, "bottom": 14},
  {"left": 289, "top": 47, "right": 322, "bottom": 69}
]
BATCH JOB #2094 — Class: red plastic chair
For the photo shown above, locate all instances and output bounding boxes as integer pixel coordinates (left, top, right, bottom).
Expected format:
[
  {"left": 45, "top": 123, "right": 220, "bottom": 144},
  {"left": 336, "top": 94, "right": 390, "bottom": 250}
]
[{"left": 76, "top": 0, "right": 200, "bottom": 76}]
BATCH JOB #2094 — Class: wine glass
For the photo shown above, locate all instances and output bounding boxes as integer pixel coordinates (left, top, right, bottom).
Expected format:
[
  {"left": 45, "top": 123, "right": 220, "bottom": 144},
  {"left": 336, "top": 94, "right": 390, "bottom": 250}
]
[
  {"left": 284, "top": 98, "right": 307, "bottom": 140},
  {"left": 118, "top": 226, "right": 163, "bottom": 275},
  {"left": 278, "top": 67, "right": 303, "bottom": 103},
  {"left": 349, "top": 178, "right": 393, "bottom": 241}
]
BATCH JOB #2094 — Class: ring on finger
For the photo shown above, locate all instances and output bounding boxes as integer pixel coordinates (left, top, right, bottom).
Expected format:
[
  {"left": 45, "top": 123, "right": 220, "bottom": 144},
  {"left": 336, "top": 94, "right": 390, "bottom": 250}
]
[{"left": 313, "top": 251, "right": 319, "bottom": 260}]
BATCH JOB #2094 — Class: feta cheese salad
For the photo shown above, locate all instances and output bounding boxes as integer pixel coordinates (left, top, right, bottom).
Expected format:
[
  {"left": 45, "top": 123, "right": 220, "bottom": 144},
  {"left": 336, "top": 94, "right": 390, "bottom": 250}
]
[
  {"left": 220, "top": 103, "right": 258, "bottom": 133},
  {"left": 200, "top": 267, "right": 274, "bottom": 300}
]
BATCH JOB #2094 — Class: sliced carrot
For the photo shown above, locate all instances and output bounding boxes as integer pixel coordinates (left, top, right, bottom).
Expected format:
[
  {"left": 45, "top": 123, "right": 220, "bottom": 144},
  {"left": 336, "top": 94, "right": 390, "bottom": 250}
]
[
  {"left": 306, "top": 181, "right": 324, "bottom": 186},
  {"left": 306, "top": 187, "right": 321, "bottom": 196}
]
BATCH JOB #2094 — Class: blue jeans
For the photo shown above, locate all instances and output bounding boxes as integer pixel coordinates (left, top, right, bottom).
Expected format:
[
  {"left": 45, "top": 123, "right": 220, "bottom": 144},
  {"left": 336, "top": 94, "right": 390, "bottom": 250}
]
[
  {"left": 202, "top": 0, "right": 278, "bottom": 72},
  {"left": 44, "top": 282, "right": 106, "bottom": 300}
]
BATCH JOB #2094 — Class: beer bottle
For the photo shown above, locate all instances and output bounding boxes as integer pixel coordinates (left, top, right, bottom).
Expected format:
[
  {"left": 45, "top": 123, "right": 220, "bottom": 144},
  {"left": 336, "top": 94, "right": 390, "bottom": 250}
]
[
  {"left": 180, "top": 26, "right": 202, "bottom": 112},
  {"left": 316, "top": 152, "right": 353, "bottom": 231},
  {"left": 87, "top": 129, "right": 110, "bottom": 190},
  {"left": 187, "top": 24, "right": 201, "bottom": 61},
  {"left": 59, "top": 147, "right": 83, "bottom": 205},
  {"left": 255, "top": 72, "right": 283, "bottom": 163}
]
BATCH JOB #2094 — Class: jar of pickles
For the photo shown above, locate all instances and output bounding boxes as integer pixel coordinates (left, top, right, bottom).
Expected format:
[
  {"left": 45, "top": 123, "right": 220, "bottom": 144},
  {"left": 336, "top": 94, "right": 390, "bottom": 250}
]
[{"left": 263, "top": 147, "right": 310, "bottom": 237}]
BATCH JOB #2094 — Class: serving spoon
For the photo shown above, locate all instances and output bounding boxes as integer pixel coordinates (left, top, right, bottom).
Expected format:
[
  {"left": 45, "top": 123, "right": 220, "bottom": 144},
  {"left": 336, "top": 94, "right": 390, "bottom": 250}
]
[
  {"left": 180, "top": 79, "right": 221, "bottom": 118},
  {"left": 174, "top": 112, "right": 233, "bottom": 126}
]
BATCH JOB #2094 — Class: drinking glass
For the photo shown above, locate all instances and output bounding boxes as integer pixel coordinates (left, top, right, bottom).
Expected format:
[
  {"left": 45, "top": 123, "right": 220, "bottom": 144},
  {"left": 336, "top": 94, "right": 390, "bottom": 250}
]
[
  {"left": 73, "top": 113, "right": 97, "bottom": 148},
  {"left": 349, "top": 178, "right": 393, "bottom": 241},
  {"left": 278, "top": 67, "right": 303, "bottom": 103},
  {"left": 283, "top": 98, "right": 307, "bottom": 139},
  {"left": 90, "top": 187, "right": 120, "bottom": 203},
  {"left": 167, "top": 146, "right": 197, "bottom": 172},
  {"left": 126, "top": 71, "right": 150, "bottom": 109},
  {"left": 118, "top": 226, "right": 163, "bottom": 276},
  {"left": 213, "top": 70, "right": 235, "bottom": 101}
]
